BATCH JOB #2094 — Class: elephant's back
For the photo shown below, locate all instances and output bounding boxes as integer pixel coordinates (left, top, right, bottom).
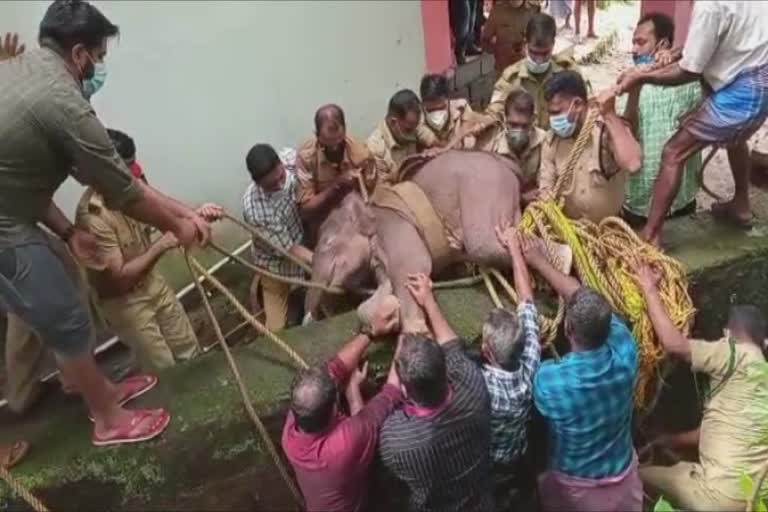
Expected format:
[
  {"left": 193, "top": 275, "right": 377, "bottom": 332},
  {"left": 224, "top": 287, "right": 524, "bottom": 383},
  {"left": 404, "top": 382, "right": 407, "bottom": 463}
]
[{"left": 411, "top": 150, "right": 521, "bottom": 221}]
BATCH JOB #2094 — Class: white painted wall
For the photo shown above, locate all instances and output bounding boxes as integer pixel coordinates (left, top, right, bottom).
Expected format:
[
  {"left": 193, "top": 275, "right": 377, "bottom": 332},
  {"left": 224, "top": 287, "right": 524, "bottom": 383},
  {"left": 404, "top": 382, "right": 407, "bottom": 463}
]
[{"left": 4, "top": 0, "right": 426, "bottom": 226}]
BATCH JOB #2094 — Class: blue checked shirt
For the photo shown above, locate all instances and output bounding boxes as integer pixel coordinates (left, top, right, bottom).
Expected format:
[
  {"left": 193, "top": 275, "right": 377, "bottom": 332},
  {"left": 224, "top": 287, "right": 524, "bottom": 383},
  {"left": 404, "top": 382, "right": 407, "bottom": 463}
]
[
  {"left": 242, "top": 148, "right": 305, "bottom": 279},
  {"left": 533, "top": 314, "right": 637, "bottom": 479},
  {"left": 481, "top": 301, "right": 541, "bottom": 465}
]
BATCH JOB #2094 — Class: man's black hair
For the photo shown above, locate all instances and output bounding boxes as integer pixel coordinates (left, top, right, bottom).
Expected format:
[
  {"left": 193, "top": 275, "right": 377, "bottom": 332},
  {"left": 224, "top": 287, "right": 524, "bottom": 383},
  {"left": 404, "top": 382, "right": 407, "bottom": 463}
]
[
  {"left": 566, "top": 287, "right": 612, "bottom": 349},
  {"left": 290, "top": 366, "right": 338, "bottom": 433},
  {"left": 387, "top": 89, "right": 422, "bottom": 119},
  {"left": 245, "top": 144, "right": 280, "bottom": 183},
  {"left": 106, "top": 128, "right": 135, "bottom": 161},
  {"left": 638, "top": 11, "right": 675, "bottom": 46},
  {"left": 39, "top": 0, "right": 119, "bottom": 52},
  {"left": 420, "top": 74, "right": 450, "bottom": 103},
  {"left": 728, "top": 305, "right": 767, "bottom": 351},
  {"left": 526, "top": 13, "right": 557, "bottom": 45},
  {"left": 314, "top": 104, "right": 346, "bottom": 133},
  {"left": 505, "top": 89, "right": 536, "bottom": 118},
  {"left": 395, "top": 333, "right": 448, "bottom": 407},
  {"left": 544, "top": 70, "right": 588, "bottom": 102}
]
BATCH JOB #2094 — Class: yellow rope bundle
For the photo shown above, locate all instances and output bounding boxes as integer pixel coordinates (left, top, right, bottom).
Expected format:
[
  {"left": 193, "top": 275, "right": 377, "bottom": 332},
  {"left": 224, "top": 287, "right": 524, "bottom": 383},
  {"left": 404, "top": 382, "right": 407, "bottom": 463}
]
[{"left": 512, "top": 107, "right": 695, "bottom": 409}]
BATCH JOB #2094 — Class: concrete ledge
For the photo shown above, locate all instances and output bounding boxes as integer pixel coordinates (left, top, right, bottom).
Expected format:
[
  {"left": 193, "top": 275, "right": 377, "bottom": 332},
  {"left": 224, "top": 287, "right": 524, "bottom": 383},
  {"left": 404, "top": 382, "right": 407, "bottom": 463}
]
[{"left": 4, "top": 188, "right": 768, "bottom": 510}]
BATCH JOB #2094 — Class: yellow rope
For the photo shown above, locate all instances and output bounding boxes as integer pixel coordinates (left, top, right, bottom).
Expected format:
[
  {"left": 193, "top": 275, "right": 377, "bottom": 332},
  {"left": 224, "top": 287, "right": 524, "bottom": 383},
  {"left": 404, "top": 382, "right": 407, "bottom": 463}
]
[
  {"left": 0, "top": 466, "right": 50, "bottom": 512},
  {"left": 184, "top": 252, "right": 305, "bottom": 508},
  {"left": 511, "top": 105, "right": 695, "bottom": 409}
]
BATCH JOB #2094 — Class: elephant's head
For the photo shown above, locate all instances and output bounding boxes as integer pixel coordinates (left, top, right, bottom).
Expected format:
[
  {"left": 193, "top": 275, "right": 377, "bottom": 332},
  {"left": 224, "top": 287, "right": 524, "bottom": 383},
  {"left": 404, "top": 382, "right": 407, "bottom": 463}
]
[{"left": 304, "top": 192, "right": 379, "bottom": 321}]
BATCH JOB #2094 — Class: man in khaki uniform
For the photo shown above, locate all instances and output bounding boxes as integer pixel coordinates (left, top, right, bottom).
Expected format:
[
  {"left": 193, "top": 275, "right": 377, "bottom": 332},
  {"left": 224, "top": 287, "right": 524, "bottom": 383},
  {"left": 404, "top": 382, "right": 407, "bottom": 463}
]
[
  {"left": 636, "top": 266, "right": 768, "bottom": 511},
  {"left": 488, "top": 13, "right": 581, "bottom": 130},
  {"left": 539, "top": 71, "right": 641, "bottom": 223},
  {"left": 75, "top": 129, "right": 217, "bottom": 371},
  {"left": 418, "top": 73, "right": 476, "bottom": 149},
  {"left": 481, "top": 0, "right": 541, "bottom": 74},
  {"left": 367, "top": 89, "right": 435, "bottom": 185},
  {"left": 296, "top": 104, "right": 376, "bottom": 245},
  {"left": 475, "top": 89, "right": 546, "bottom": 205}
]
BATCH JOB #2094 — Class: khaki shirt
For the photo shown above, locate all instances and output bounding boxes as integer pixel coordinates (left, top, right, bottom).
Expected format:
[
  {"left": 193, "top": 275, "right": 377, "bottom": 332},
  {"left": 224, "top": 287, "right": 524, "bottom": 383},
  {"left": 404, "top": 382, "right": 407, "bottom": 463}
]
[
  {"left": 417, "top": 99, "right": 476, "bottom": 148},
  {"left": 483, "top": 1, "right": 539, "bottom": 72},
  {"left": 296, "top": 135, "right": 376, "bottom": 205},
  {"left": 75, "top": 189, "right": 163, "bottom": 300},
  {"left": 0, "top": 48, "right": 139, "bottom": 250},
  {"left": 366, "top": 121, "right": 423, "bottom": 185},
  {"left": 539, "top": 120, "right": 626, "bottom": 223},
  {"left": 475, "top": 125, "right": 546, "bottom": 191},
  {"left": 488, "top": 54, "right": 581, "bottom": 129},
  {"left": 690, "top": 338, "right": 768, "bottom": 502}
]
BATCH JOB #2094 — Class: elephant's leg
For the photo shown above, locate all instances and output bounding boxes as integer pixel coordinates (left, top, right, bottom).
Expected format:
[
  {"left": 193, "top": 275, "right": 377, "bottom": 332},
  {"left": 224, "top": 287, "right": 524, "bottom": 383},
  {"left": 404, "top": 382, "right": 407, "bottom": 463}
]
[
  {"left": 458, "top": 183, "right": 519, "bottom": 270},
  {"left": 375, "top": 208, "right": 433, "bottom": 334}
]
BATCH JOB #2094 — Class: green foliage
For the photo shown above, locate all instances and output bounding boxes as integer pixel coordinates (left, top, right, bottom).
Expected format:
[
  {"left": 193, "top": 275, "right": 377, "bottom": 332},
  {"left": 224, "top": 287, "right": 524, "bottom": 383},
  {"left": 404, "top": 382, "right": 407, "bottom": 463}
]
[
  {"left": 596, "top": 0, "right": 632, "bottom": 10},
  {"left": 740, "top": 471, "right": 768, "bottom": 511},
  {"left": 653, "top": 497, "right": 676, "bottom": 512}
]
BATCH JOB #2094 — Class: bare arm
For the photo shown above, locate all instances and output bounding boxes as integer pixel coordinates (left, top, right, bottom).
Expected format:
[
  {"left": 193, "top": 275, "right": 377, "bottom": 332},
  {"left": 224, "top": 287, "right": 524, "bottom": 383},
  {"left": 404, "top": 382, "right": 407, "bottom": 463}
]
[
  {"left": 336, "top": 334, "right": 373, "bottom": 372},
  {"left": 496, "top": 225, "right": 533, "bottom": 303},
  {"left": 623, "top": 88, "right": 641, "bottom": 136},
  {"left": 603, "top": 110, "right": 642, "bottom": 173},
  {"left": 636, "top": 267, "right": 691, "bottom": 362},
  {"left": 43, "top": 202, "right": 74, "bottom": 239},
  {"left": 407, "top": 274, "right": 457, "bottom": 344},
  {"left": 597, "top": 91, "right": 642, "bottom": 173},
  {"left": 620, "top": 63, "right": 700, "bottom": 94}
]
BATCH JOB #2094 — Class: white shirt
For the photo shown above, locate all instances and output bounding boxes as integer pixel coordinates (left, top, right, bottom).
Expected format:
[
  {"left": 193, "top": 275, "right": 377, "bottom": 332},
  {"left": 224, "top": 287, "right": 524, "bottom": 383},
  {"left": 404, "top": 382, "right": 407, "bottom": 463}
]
[{"left": 680, "top": 0, "right": 768, "bottom": 91}]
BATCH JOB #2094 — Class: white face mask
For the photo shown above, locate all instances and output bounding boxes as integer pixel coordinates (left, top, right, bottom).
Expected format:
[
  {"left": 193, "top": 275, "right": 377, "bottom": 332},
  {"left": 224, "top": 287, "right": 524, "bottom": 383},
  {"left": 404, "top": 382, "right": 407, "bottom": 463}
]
[{"left": 426, "top": 109, "right": 449, "bottom": 130}]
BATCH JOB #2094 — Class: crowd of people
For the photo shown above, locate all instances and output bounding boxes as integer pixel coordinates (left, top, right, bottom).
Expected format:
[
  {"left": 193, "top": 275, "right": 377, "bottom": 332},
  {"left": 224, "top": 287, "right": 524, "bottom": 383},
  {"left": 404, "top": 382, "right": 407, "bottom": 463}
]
[{"left": 2, "top": 0, "right": 768, "bottom": 510}]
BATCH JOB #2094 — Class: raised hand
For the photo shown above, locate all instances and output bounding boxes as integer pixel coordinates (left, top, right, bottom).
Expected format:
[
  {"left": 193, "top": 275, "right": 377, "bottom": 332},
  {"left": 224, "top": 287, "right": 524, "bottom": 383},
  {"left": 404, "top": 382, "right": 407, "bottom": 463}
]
[
  {"left": 406, "top": 273, "right": 434, "bottom": 308},
  {"left": 0, "top": 33, "right": 25, "bottom": 61}
]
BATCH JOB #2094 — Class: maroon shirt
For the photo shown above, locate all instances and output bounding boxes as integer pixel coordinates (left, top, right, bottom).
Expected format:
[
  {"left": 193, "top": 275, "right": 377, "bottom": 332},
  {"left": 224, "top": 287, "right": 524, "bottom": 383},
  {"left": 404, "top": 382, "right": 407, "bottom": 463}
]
[{"left": 281, "top": 357, "right": 403, "bottom": 512}]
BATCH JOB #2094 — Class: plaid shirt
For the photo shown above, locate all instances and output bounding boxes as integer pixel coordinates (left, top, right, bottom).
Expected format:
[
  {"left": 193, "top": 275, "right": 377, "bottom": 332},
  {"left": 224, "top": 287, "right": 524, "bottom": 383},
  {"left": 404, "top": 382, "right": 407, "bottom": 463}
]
[
  {"left": 619, "top": 83, "right": 702, "bottom": 216},
  {"left": 533, "top": 314, "right": 637, "bottom": 479},
  {"left": 481, "top": 301, "right": 541, "bottom": 465},
  {"left": 242, "top": 148, "right": 305, "bottom": 278}
]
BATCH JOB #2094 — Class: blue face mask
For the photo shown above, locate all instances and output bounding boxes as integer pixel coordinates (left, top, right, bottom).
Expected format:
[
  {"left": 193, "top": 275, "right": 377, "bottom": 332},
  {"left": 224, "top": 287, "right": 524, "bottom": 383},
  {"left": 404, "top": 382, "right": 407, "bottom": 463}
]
[
  {"left": 550, "top": 101, "right": 577, "bottom": 139},
  {"left": 526, "top": 56, "right": 551, "bottom": 75},
  {"left": 82, "top": 62, "right": 107, "bottom": 100},
  {"left": 632, "top": 53, "right": 654, "bottom": 66}
]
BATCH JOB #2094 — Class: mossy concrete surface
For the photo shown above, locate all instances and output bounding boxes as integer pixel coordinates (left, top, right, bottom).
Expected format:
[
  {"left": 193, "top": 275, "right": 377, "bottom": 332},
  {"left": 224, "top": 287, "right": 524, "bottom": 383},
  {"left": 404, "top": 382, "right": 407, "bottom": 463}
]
[{"left": 3, "top": 190, "right": 768, "bottom": 510}]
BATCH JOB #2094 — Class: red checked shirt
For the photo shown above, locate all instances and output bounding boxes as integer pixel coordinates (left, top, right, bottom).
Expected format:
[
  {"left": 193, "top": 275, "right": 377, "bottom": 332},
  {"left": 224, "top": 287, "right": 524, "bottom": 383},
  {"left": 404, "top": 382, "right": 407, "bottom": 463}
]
[{"left": 281, "top": 357, "right": 403, "bottom": 512}]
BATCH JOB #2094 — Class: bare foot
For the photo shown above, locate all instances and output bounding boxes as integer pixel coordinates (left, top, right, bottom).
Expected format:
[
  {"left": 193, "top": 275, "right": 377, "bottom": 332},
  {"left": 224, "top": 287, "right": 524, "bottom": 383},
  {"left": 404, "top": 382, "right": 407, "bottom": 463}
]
[
  {"left": 711, "top": 201, "right": 753, "bottom": 228},
  {"left": 587, "top": 32, "right": 598, "bottom": 39},
  {"left": 0, "top": 441, "right": 29, "bottom": 468}
]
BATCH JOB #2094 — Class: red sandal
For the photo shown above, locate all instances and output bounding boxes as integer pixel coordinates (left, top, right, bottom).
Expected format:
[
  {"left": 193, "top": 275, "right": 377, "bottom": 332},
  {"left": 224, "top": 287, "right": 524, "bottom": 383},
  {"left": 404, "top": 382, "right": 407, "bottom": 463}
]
[
  {"left": 91, "top": 408, "right": 170, "bottom": 447},
  {"left": 88, "top": 374, "right": 158, "bottom": 422}
]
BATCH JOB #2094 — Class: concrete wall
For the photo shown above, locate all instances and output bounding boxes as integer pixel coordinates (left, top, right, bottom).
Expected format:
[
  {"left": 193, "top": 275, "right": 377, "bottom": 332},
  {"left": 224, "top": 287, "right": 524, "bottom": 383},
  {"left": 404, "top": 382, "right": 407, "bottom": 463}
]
[{"left": 3, "top": 0, "right": 427, "bottom": 224}]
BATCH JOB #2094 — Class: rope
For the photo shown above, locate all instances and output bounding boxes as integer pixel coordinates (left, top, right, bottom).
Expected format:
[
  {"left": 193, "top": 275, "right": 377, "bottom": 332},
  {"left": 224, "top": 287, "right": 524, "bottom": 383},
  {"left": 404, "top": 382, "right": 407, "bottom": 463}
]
[
  {"left": 747, "top": 459, "right": 768, "bottom": 512},
  {"left": 223, "top": 213, "right": 313, "bottom": 274},
  {"left": 187, "top": 256, "right": 309, "bottom": 370},
  {"left": 183, "top": 252, "right": 305, "bottom": 509},
  {"left": 0, "top": 466, "right": 50, "bottom": 512},
  {"left": 513, "top": 102, "right": 694, "bottom": 409}
]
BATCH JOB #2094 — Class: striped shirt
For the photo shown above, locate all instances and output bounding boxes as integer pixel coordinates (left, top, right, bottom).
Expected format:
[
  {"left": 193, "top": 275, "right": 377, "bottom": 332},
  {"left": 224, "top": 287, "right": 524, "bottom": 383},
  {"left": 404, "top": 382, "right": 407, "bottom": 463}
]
[
  {"left": 379, "top": 340, "right": 494, "bottom": 512},
  {"left": 242, "top": 148, "right": 305, "bottom": 278},
  {"left": 481, "top": 301, "right": 541, "bottom": 465}
]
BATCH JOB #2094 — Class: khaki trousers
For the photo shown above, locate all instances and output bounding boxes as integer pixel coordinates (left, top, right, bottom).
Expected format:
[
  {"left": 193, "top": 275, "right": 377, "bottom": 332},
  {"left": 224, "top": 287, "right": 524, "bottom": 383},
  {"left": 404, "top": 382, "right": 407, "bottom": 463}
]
[
  {"left": 99, "top": 277, "right": 199, "bottom": 372},
  {"left": 640, "top": 463, "right": 745, "bottom": 511},
  {"left": 249, "top": 274, "right": 292, "bottom": 331}
]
